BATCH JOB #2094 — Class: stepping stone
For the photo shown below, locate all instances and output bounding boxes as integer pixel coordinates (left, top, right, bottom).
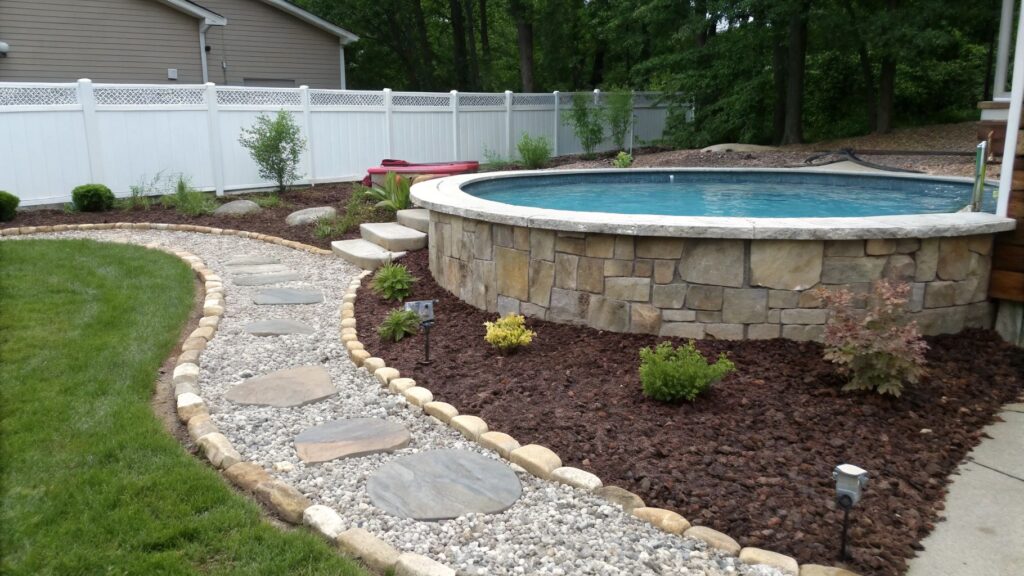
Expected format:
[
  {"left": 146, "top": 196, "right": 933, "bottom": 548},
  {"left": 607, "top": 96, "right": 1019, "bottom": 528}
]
[
  {"left": 227, "top": 263, "right": 293, "bottom": 276},
  {"left": 243, "top": 319, "right": 314, "bottom": 336},
  {"left": 233, "top": 272, "right": 302, "bottom": 286},
  {"left": 254, "top": 288, "right": 323, "bottom": 305},
  {"left": 214, "top": 199, "right": 261, "bottom": 216},
  {"left": 286, "top": 206, "right": 337, "bottom": 226},
  {"left": 396, "top": 208, "right": 429, "bottom": 233},
  {"left": 294, "top": 418, "right": 411, "bottom": 463},
  {"left": 367, "top": 449, "right": 522, "bottom": 521},
  {"left": 331, "top": 238, "right": 406, "bottom": 270},
  {"left": 225, "top": 365, "right": 335, "bottom": 407},
  {"left": 360, "top": 222, "right": 427, "bottom": 252},
  {"left": 225, "top": 255, "right": 279, "bottom": 266}
]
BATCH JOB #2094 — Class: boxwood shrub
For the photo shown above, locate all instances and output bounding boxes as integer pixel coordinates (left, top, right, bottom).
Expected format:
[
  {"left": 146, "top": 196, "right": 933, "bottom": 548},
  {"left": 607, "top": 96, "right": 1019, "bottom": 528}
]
[
  {"left": 72, "top": 184, "right": 115, "bottom": 212},
  {"left": 0, "top": 190, "right": 19, "bottom": 222}
]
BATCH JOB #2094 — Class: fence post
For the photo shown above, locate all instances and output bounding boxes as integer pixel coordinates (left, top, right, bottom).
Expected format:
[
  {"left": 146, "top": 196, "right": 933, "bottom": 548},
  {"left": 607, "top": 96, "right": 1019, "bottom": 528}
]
[
  {"left": 505, "top": 90, "right": 513, "bottom": 160},
  {"left": 205, "top": 82, "right": 225, "bottom": 196},
  {"left": 552, "top": 91, "right": 560, "bottom": 157},
  {"left": 300, "top": 85, "right": 316, "bottom": 185},
  {"left": 77, "top": 79, "right": 104, "bottom": 184},
  {"left": 451, "top": 90, "right": 459, "bottom": 161},
  {"left": 383, "top": 88, "right": 393, "bottom": 158}
]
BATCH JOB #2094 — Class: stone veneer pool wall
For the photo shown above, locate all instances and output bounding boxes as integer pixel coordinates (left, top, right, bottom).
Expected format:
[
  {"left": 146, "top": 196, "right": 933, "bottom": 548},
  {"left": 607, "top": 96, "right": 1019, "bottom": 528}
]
[{"left": 427, "top": 211, "right": 995, "bottom": 340}]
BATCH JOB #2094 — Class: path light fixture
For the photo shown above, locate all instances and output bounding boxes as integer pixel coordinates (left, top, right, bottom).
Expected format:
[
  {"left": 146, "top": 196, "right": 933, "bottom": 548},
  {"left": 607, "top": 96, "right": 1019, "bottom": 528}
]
[
  {"left": 403, "top": 300, "right": 436, "bottom": 364},
  {"left": 833, "top": 463, "right": 869, "bottom": 560}
]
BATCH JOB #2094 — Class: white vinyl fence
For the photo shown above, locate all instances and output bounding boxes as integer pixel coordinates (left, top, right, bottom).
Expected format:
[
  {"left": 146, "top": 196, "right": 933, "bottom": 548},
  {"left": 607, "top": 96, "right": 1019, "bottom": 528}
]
[{"left": 0, "top": 81, "right": 671, "bottom": 206}]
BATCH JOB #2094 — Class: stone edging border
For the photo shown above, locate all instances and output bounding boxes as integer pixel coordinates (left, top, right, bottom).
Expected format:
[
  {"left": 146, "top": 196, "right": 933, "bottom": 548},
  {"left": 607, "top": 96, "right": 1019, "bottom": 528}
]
[
  {"left": 346, "top": 272, "right": 861, "bottom": 576},
  {"left": 3, "top": 224, "right": 460, "bottom": 576}
]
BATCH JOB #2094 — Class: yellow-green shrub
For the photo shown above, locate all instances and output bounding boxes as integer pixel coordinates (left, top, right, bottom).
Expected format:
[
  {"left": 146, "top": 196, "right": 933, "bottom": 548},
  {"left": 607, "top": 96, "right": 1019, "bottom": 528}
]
[{"left": 483, "top": 313, "right": 536, "bottom": 353}]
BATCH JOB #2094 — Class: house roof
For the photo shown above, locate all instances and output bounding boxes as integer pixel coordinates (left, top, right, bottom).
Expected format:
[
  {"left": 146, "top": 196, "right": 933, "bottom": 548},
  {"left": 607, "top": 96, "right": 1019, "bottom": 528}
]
[
  {"left": 155, "top": 0, "right": 227, "bottom": 26},
  {"left": 161, "top": 0, "right": 359, "bottom": 44}
]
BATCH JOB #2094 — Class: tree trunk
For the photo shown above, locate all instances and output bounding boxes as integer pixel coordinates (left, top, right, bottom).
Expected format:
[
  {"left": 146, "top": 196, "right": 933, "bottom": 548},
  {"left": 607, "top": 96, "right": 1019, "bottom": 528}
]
[
  {"left": 842, "top": 0, "right": 877, "bottom": 132},
  {"left": 509, "top": 0, "right": 535, "bottom": 92},
  {"left": 983, "top": 10, "right": 997, "bottom": 102},
  {"left": 780, "top": 4, "right": 809, "bottom": 145},
  {"left": 479, "top": 0, "right": 491, "bottom": 88},
  {"left": 449, "top": 0, "right": 469, "bottom": 90},
  {"left": 464, "top": 0, "right": 480, "bottom": 90},
  {"left": 411, "top": 0, "right": 435, "bottom": 90},
  {"left": 590, "top": 43, "right": 606, "bottom": 88},
  {"left": 772, "top": 38, "right": 787, "bottom": 144},
  {"left": 876, "top": 56, "right": 896, "bottom": 134}
]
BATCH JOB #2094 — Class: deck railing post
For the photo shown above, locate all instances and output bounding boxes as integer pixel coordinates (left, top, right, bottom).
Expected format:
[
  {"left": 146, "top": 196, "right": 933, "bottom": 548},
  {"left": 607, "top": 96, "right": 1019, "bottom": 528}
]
[
  {"left": 77, "top": 79, "right": 104, "bottom": 185},
  {"left": 553, "top": 91, "right": 560, "bottom": 157},
  {"left": 384, "top": 88, "right": 393, "bottom": 158},
  {"left": 451, "top": 90, "right": 459, "bottom": 161},
  {"left": 300, "top": 85, "right": 315, "bottom": 185},
  {"left": 204, "top": 82, "right": 225, "bottom": 196}
]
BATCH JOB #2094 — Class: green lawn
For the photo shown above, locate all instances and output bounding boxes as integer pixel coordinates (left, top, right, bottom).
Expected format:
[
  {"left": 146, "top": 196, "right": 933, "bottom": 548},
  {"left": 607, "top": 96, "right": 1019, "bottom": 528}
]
[{"left": 0, "top": 239, "right": 366, "bottom": 576}]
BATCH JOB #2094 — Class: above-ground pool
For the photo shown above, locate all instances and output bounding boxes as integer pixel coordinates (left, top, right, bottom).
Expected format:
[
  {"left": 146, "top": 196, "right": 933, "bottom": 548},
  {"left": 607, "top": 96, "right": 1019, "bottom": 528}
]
[{"left": 412, "top": 169, "right": 1017, "bottom": 341}]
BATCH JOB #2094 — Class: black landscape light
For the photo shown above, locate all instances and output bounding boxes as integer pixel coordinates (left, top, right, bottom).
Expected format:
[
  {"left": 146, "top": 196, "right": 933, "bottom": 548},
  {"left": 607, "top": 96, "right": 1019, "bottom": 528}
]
[
  {"left": 403, "top": 300, "right": 436, "bottom": 364},
  {"left": 833, "top": 463, "right": 869, "bottom": 561}
]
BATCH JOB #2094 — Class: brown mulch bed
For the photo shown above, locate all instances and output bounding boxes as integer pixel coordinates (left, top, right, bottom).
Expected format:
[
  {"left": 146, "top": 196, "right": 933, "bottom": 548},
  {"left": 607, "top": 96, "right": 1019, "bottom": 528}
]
[
  {"left": 357, "top": 250, "right": 1024, "bottom": 576},
  {"left": 1, "top": 183, "right": 378, "bottom": 249}
]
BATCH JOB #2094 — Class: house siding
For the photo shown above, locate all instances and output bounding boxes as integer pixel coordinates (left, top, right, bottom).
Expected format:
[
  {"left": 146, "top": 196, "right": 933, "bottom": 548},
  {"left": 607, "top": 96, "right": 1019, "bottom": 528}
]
[
  {"left": 0, "top": 0, "right": 203, "bottom": 84},
  {"left": 199, "top": 0, "right": 341, "bottom": 89}
]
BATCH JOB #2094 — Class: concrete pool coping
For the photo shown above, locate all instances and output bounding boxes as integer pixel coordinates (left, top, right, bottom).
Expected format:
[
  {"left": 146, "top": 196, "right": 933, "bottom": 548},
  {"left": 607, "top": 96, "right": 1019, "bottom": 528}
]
[{"left": 410, "top": 168, "right": 1017, "bottom": 240}]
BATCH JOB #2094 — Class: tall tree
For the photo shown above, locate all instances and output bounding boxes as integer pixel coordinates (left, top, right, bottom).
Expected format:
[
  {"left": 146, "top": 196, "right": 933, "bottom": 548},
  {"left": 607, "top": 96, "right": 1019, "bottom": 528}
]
[
  {"left": 508, "top": 0, "right": 535, "bottom": 91},
  {"left": 464, "top": 0, "right": 481, "bottom": 90},
  {"left": 449, "top": 0, "right": 469, "bottom": 89},
  {"left": 781, "top": 1, "right": 810, "bottom": 145}
]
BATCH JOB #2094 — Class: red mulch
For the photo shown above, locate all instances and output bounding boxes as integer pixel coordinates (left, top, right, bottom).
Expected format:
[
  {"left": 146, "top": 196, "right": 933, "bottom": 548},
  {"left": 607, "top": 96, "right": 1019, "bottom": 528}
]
[
  {"left": 357, "top": 250, "right": 1024, "bottom": 576},
  {"left": 1, "top": 183, "right": 369, "bottom": 249}
]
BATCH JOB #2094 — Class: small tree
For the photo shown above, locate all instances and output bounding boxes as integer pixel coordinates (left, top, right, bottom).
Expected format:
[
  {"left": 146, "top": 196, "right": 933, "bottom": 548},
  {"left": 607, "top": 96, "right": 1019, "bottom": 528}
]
[
  {"left": 238, "top": 110, "right": 306, "bottom": 193},
  {"left": 566, "top": 93, "right": 605, "bottom": 158},
  {"left": 604, "top": 89, "right": 634, "bottom": 151}
]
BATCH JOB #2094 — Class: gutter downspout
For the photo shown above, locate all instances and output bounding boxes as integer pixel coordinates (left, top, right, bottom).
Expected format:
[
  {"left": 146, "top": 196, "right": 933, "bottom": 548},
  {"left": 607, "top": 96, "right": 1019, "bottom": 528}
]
[
  {"left": 339, "top": 43, "right": 347, "bottom": 89},
  {"left": 199, "top": 22, "right": 211, "bottom": 84}
]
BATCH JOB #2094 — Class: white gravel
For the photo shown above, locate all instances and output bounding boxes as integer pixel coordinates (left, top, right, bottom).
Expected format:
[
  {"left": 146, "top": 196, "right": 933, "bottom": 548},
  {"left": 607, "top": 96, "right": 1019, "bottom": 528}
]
[{"left": 7, "top": 229, "right": 784, "bottom": 576}]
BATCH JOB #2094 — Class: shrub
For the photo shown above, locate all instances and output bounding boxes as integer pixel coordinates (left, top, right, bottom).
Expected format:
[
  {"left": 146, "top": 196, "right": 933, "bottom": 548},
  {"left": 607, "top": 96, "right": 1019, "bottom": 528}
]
[
  {"left": 0, "top": 191, "right": 20, "bottom": 222},
  {"left": 160, "top": 176, "right": 217, "bottom": 217},
  {"left": 378, "top": 309, "right": 421, "bottom": 343},
  {"left": 371, "top": 262, "right": 417, "bottom": 301},
  {"left": 639, "top": 341, "right": 735, "bottom": 402},
  {"left": 566, "top": 93, "right": 605, "bottom": 158},
  {"left": 516, "top": 133, "right": 552, "bottom": 169},
  {"left": 72, "top": 184, "right": 114, "bottom": 212},
  {"left": 250, "top": 193, "right": 283, "bottom": 209},
  {"left": 238, "top": 110, "right": 306, "bottom": 193},
  {"left": 362, "top": 172, "right": 411, "bottom": 212},
  {"left": 312, "top": 216, "right": 340, "bottom": 239},
  {"left": 483, "top": 313, "right": 536, "bottom": 354},
  {"left": 613, "top": 151, "right": 633, "bottom": 168},
  {"left": 604, "top": 89, "right": 634, "bottom": 151},
  {"left": 817, "top": 280, "right": 928, "bottom": 397},
  {"left": 481, "top": 147, "right": 514, "bottom": 171}
]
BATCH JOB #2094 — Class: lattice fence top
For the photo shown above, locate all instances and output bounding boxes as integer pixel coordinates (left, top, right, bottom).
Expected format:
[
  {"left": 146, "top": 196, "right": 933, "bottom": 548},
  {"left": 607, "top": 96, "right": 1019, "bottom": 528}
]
[
  {"left": 392, "top": 93, "right": 450, "bottom": 108},
  {"left": 460, "top": 93, "right": 506, "bottom": 107},
  {"left": 95, "top": 87, "right": 205, "bottom": 106},
  {"left": 512, "top": 93, "right": 556, "bottom": 107},
  {"left": 310, "top": 90, "right": 384, "bottom": 107},
  {"left": 217, "top": 88, "right": 301, "bottom": 107},
  {"left": 0, "top": 86, "right": 78, "bottom": 107}
]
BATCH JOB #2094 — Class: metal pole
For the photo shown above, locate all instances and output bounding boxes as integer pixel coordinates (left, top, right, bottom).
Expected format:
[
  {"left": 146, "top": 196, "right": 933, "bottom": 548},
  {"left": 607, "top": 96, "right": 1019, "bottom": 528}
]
[
  {"left": 995, "top": 0, "right": 1015, "bottom": 97},
  {"left": 972, "top": 141, "right": 988, "bottom": 212},
  {"left": 997, "top": 3, "right": 1024, "bottom": 218},
  {"left": 839, "top": 504, "right": 851, "bottom": 561}
]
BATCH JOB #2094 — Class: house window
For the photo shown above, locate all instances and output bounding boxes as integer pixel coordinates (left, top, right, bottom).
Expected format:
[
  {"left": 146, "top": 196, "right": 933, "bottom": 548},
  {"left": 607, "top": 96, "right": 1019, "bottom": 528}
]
[{"left": 243, "top": 78, "right": 295, "bottom": 88}]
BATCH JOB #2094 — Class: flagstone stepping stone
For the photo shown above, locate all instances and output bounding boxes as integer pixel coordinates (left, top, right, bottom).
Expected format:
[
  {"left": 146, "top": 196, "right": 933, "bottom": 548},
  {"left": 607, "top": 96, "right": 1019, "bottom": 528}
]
[
  {"left": 243, "top": 319, "right": 315, "bottom": 336},
  {"left": 253, "top": 288, "right": 323, "bottom": 305},
  {"left": 225, "top": 365, "right": 335, "bottom": 407},
  {"left": 286, "top": 206, "right": 337, "bottom": 226},
  {"left": 214, "top": 199, "right": 261, "bottom": 216},
  {"left": 294, "top": 418, "right": 411, "bottom": 463},
  {"left": 225, "top": 255, "right": 280, "bottom": 266},
  {"left": 367, "top": 449, "right": 522, "bottom": 521},
  {"left": 233, "top": 272, "right": 302, "bottom": 286},
  {"left": 228, "top": 263, "right": 293, "bottom": 276}
]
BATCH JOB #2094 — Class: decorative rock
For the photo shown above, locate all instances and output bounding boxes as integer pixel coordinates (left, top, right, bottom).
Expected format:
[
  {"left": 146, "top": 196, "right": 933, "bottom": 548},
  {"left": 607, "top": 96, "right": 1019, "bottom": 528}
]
[
  {"left": 303, "top": 504, "right": 347, "bottom": 539},
  {"left": 632, "top": 507, "right": 690, "bottom": 534},
  {"left": 345, "top": 340, "right": 365, "bottom": 352},
  {"left": 197, "top": 433, "right": 243, "bottom": 469},
  {"left": 478, "top": 431, "right": 520, "bottom": 458},
  {"left": 374, "top": 367, "right": 400, "bottom": 386},
  {"left": 293, "top": 418, "right": 411, "bottom": 463},
  {"left": 225, "top": 255, "right": 279, "bottom": 266},
  {"left": 198, "top": 315, "right": 220, "bottom": 328},
  {"left": 423, "top": 401, "right": 458, "bottom": 423},
  {"left": 253, "top": 288, "right": 323, "bottom": 305},
  {"left": 172, "top": 363, "right": 200, "bottom": 386},
  {"left": 403, "top": 386, "right": 433, "bottom": 407},
  {"left": 186, "top": 413, "right": 218, "bottom": 442},
  {"left": 233, "top": 272, "right": 302, "bottom": 286},
  {"left": 684, "top": 526, "right": 742, "bottom": 555},
  {"left": 227, "top": 263, "right": 293, "bottom": 276},
  {"left": 367, "top": 449, "right": 522, "bottom": 520},
  {"left": 798, "top": 565, "right": 861, "bottom": 576},
  {"left": 242, "top": 319, "right": 314, "bottom": 336},
  {"left": 181, "top": 337, "right": 206, "bottom": 352},
  {"left": 273, "top": 461, "right": 295, "bottom": 473},
  {"left": 255, "top": 478, "right": 311, "bottom": 524},
  {"left": 189, "top": 326, "right": 215, "bottom": 341},
  {"left": 594, "top": 485, "right": 645, "bottom": 513},
  {"left": 739, "top": 547, "right": 800, "bottom": 575},
  {"left": 395, "top": 553, "right": 456, "bottom": 576},
  {"left": 389, "top": 378, "right": 417, "bottom": 394},
  {"left": 510, "top": 444, "right": 562, "bottom": 479},
  {"left": 176, "top": 393, "right": 206, "bottom": 422},
  {"left": 550, "top": 466, "right": 603, "bottom": 490},
  {"left": 177, "top": 349, "right": 201, "bottom": 366},
  {"left": 450, "top": 415, "right": 489, "bottom": 441},
  {"left": 225, "top": 365, "right": 335, "bottom": 407},
  {"left": 337, "top": 528, "right": 400, "bottom": 573},
  {"left": 362, "top": 357, "right": 386, "bottom": 373},
  {"left": 350, "top": 350, "right": 371, "bottom": 366},
  {"left": 286, "top": 206, "right": 337, "bottom": 226},
  {"left": 174, "top": 380, "right": 198, "bottom": 398},
  {"left": 223, "top": 461, "right": 272, "bottom": 492},
  {"left": 213, "top": 200, "right": 261, "bottom": 216}
]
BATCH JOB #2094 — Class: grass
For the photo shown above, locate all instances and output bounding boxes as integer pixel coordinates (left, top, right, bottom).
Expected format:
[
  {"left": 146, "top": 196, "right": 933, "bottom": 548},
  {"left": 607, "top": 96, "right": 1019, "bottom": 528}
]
[{"left": 0, "top": 239, "right": 367, "bottom": 576}]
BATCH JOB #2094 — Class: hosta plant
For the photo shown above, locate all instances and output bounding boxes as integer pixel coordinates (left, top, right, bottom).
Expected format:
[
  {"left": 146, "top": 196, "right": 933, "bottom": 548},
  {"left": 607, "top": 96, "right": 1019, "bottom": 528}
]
[
  {"left": 483, "top": 313, "right": 536, "bottom": 354},
  {"left": 816, "top": 280, "right": 928, "bottom": 397},
  {"left": 378, "top": 309, "right": 421, "bottom": 342},
  {"left": 371, "top": 262, "right": 417, "bottom": 301}
]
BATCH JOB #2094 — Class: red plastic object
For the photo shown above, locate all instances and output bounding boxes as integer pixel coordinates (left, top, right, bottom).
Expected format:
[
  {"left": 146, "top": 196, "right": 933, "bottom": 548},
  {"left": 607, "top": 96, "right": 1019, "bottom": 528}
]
[{"left": 366, "top": 160, "right": 479, "bottom": 176}]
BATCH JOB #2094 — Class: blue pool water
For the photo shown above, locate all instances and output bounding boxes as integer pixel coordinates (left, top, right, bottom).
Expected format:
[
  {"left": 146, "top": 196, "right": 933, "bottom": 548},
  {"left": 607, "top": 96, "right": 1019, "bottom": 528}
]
[{"left": 463, "top": 172, "right": 996, "bottom": 218}]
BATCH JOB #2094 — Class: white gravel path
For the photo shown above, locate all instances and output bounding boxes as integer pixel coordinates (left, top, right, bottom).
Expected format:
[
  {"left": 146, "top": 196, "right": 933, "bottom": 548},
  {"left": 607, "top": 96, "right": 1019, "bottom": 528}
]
[{"left": 7, "top": 229, "right": 783, "bottom": 576}]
